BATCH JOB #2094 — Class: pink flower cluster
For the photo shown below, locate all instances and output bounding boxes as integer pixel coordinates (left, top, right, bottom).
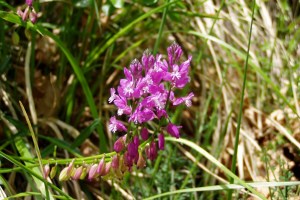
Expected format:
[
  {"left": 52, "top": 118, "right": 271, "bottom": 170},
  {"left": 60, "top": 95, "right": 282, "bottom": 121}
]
[
  {"left": 17, "top": 0, "right": 38, "bottom": 23},
  {"left": 109, "top": 43, "right": 194, "bottom": 168},
  {"left": 45, "top": 44, "right": 194, "bottom": 182}
]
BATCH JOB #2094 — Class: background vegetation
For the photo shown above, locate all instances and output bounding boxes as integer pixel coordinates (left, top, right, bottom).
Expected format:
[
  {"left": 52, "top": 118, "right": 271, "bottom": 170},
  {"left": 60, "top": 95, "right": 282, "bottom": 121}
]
[{"left": 0, "top": 0, "right": 300, "bottom": 199}]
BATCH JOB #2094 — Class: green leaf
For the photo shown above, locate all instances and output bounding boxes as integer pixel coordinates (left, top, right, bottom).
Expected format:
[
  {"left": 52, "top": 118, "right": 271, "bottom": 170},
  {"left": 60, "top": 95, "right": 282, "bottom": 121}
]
[
  {"left": 71, "top": 119, "right": 100, "bottom": 148},
  {"left": 85, "top": 0, "right": 179, "bottom": 69},
  {"left": 2, "top": 116, "right": 54, "bottom": 200},
  {"left": 39, "top": 135, "right": 82, "bottom": 157}
]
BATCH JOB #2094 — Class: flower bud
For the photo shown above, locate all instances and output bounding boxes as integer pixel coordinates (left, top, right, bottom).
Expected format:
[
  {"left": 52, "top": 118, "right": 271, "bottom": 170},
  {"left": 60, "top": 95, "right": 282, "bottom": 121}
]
[
  {"left": 67, "top": 159, "right": 75, "bottom": 175},
  {"left": 142, "top": 49, "right": 155, "bottom": 71},
  {"left": 80, "top": 167, "right": 88, "bottom": 180},
  {"left": 102, "top": 162, "right": 111, "bottom": 176},
  {"left": 114, "top": 136, "right": 125, "bottom": 153},
  {"left": 72, "top": 166, "right": 83, "bottom": 180},
  {"left": 119, "top": 155, "right": 128, "bottom": 173},
  {"left": 123, "top": 152, "right": 133, "bottom": 168},
  {"left": 96, "top": 156, "right": 106, "bottom": 176},
  {"left": 88, "top": 164, "right": 98, "bottom": 181},
  {"left": 140, "top": 128, "right": 149, "bottom": 140},
  {"left": 166, "top": 123, "right": 181, "bottom": 139},
  {"left": 127, "top": 141, "right": 138, "bottom": 159},
  {"left": 59, "top": 167, "right": 70, "bottom": 181},
  {"left": 111, "top": 154, "right": 119, "bottom": 170},
  {"left": 133, "top": 135, "right": 139, "bottom": 146},
  {"left": 145, "top": 142, "right": 157, "bottom": 161},
  {"left": 158, "top": 133, "right": 165, "bottom": 150},
  {"left": 59, "top": 160, "right": 75, "bottom": 181},
  {"left": 43, "top": 164, "right": 50, "bottom": 179},
  {"left": 50, "top": 164, "right": 57, "bottom": 179},
  {"left": 26, "top": 0, "right": 33, "bottom": 6},
  {"left": 137, "top": 152, "right": 146, "bottom": 169},
  {"left": 167, "top": 42, "right": 183, "bottom": 67}
]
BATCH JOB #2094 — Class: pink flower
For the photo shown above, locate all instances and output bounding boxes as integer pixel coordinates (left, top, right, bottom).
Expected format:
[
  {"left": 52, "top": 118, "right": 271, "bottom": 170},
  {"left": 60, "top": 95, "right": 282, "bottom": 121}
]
[
  {"left": 109, "top": 116, "right": 127, "bottom": 133},
  {"left": 107, "top": 43, "right": 193, "bottom": 168},
  {"left": 167, "top": 56, "right": 192, "bottom": 88},
  {"left": 173, "top": 92, "right": 194, "bottom": 107},
  {"left": 129, "top": 106, "right": 155, "bottom": 124}
]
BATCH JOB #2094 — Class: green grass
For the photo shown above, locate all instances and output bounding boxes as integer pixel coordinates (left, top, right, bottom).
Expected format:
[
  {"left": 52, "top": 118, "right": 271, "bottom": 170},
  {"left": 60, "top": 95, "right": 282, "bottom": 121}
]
[{"left": 0, "top": 0, "right": 300, "bottom": 199}]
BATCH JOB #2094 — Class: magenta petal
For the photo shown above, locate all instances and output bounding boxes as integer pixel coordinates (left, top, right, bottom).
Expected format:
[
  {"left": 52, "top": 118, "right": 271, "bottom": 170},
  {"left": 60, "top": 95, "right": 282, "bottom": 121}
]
[
  {"left": 173, "top": 97, "right": 184, "bottom": 106},
  {"left": 108, "top": 88, "right": 116, "bottom": 103}
]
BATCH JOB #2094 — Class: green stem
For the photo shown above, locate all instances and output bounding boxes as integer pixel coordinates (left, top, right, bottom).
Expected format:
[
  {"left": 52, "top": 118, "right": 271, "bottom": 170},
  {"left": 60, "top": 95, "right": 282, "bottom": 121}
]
[{"left": 228, "top": 1, "right": 256, "bottom": 199}]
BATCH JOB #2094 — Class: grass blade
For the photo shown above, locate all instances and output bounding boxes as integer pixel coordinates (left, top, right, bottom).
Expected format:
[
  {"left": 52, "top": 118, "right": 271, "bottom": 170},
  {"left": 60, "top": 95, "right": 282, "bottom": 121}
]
[
  {"left": 84, "top": 0, "right": 179, "bottom": 69},
  {"left": 165, "top": 137, "right": 267, "bottom": 200},
  {"left": 144, "top": 181, "right": 300, "bottom": 200},
  {"left": 0, "top": 11, "right": 108, "bottom": 152},
  {"left": 229, "top": 1, "right": 256, "bottom": 198},
  {"left": 185, "top": 30, "right": 299, "bottom": 119}
]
